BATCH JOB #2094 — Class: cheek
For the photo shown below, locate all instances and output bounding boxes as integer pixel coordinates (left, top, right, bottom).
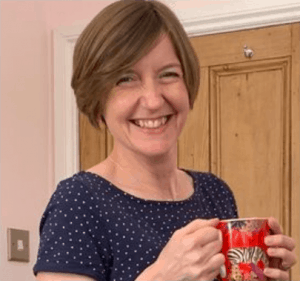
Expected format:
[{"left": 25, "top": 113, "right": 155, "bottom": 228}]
[
  {"left": 104, "top": 93, "right": 134, "bottom": 120},
  {"left": 168, "top": 84, "right": 190, "bottom": 111}
]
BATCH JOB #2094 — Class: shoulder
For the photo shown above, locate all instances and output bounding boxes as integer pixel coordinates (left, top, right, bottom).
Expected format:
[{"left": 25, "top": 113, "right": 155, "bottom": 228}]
[
  {"left": 45, "top": 171, "right": 122, "bottom": 217},
  {"left": 51, "top": 172, "right": 93, "bottom": 202},
  {"left": 53, "top": 171, "right": 110, "bottom": 198},
  {"left": 195, "top": 170, "right": 234, "bottom": 194},
  {"left": 38, "top": 172, "right": 113, "bottom": 238},
  {"left": 44, "top": 172, "right": 109, "bottom": 218},
  {"left": 182, "top": 168, "right": 238, "bottom": 218},
  {"left": 183, "top": 169, "right": 231, "bottom": 189}
]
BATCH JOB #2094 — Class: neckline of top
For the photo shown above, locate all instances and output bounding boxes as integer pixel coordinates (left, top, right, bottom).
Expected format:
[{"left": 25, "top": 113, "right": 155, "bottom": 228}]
[{"left": 79, "top": 168, "right": 197, "bottom": 205}]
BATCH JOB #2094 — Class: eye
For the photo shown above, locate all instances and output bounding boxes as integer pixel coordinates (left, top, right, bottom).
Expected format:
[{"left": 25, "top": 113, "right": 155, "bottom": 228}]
[
  {"left": 116, "top": 75, "right": 136, "bottom": 86},
  {"left": 160, "top": 71, "right": 180, "bottom": 79}
]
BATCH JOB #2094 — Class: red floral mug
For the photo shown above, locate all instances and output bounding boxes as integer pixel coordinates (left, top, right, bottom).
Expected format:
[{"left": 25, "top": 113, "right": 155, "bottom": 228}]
[{"left": 216, "top": 218, "right": 271, "bottom": 281}]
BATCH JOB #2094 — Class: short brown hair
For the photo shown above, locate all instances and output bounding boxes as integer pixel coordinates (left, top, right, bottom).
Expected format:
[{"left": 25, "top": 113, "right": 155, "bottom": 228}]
[{"left": 71, "top": 0, "right": 200, "bottom": 130}]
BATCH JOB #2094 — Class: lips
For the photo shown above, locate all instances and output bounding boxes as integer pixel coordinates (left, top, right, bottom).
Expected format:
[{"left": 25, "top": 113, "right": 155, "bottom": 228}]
[
  {"left": 129, "top": 114, "right": 173, "bottom": 128},
  {"left": 133, "top": 116, "right": 167, "bottom": 128}
]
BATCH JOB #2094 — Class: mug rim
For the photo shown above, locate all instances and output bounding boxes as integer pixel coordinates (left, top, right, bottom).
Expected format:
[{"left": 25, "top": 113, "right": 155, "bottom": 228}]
[{"left": 220, "top": 217, "right": 268, "bottom": 223}]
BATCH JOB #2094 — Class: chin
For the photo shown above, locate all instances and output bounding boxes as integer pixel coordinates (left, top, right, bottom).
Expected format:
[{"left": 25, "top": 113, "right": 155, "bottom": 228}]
[{"left": 134, "top": 142, "right": 176, "bottom": 159}]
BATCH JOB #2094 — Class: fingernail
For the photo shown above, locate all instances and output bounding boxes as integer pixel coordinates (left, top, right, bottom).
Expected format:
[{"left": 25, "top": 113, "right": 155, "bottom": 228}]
[
  {"left": 220, "top": 265, "right": 227, "bottom": 278},
  {"left": 264, "top": 268, "right": 271, "bottom": 275}
]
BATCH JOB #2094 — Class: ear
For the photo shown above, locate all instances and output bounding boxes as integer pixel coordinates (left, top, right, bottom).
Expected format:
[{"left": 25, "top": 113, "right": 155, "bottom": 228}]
[
  {"left": 100, "top": 115, "right": 107, "bottom": 126},
  {"left": 96, "top": 113, "right": 104, "bottom": 123},
  {"left": 95, "top": 114, "right": 105, "bottom": 129},
  {"left": 99, "top": 115, "right": 111, "bottom": 134}
]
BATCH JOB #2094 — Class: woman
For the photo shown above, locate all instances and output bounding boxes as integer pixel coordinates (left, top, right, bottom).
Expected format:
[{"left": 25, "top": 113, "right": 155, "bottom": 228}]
[{"left": 33, "top": 1, "right": 296, "bottom": 280}]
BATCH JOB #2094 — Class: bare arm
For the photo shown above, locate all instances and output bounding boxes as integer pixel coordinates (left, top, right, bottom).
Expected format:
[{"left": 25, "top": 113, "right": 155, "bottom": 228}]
[{"left": 36, "top": 272, "right": 96, "bottom": 281}]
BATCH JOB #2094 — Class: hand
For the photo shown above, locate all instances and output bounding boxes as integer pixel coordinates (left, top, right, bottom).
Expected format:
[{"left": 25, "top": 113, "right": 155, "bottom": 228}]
[
  {"left": 264, "top": 217, "right": 297, "bottom": 280},
  {"left": 138, "top": 218, "right": 225, "bottom": 281}
]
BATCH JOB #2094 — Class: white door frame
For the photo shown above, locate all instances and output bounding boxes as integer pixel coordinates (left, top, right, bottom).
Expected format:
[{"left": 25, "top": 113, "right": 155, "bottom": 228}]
[{"left": 53, "top": 2, "right": 300, "bottom": 187}]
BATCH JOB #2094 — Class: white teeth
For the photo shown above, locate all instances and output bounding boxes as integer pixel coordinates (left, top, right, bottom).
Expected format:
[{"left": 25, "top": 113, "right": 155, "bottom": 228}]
[
  {"left": 147, "top": 120, "right": 154, "bottom": 128},
  {"left": 133, "top": 116, "right": 168, "bottom": 128}
]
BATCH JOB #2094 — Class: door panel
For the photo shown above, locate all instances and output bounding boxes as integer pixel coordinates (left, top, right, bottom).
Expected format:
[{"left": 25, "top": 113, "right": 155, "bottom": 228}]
[
  {"left": 191, "top": 24, "right": 292, "bottom": 67},
  {"left": 210, "top": 59, "right": 290, "bottom": 230}
]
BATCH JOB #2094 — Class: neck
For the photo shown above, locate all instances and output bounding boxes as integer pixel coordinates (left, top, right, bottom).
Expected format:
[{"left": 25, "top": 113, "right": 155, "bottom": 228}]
[{"left": 107, "top": 146, "right": 181, "bottom": 200}]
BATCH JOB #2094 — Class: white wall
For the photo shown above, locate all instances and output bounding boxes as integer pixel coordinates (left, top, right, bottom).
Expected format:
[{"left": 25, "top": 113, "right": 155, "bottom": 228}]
[{"left": 0, "top": 2, "right": 113, "bottom": 280}]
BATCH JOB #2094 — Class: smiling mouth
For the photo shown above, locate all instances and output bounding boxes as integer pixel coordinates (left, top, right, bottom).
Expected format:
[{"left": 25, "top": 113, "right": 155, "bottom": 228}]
[{"left": 129, "top": 114, "right": 173, "bottom": 129}]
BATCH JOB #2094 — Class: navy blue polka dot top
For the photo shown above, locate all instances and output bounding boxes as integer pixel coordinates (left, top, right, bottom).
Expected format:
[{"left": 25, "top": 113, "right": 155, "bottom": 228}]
[{"left": 33, "top": 169, "right": 238, "bottom": 281}]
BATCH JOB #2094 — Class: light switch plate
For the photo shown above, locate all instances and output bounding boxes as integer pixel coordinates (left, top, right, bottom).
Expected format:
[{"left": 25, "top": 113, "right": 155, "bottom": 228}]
[{"left": 7, "top": 228, "right": 30, "bottom": 262}]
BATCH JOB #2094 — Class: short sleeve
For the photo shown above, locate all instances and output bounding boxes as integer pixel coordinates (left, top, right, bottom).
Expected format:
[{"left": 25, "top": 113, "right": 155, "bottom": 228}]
[{"left": 33, "top": 177, "right": 112, "bottom": 281}]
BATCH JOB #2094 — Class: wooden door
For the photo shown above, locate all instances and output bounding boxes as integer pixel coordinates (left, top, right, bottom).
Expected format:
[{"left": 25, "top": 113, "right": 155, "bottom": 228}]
[
  {"left": 179, "top": 23, "right": 300, "bottom": 280},
  {"left": 79, "top": 24, "right": 300, "bottom": 279},
  {"left": 79, "top": 115, "right": 113, "bottom": 170}
]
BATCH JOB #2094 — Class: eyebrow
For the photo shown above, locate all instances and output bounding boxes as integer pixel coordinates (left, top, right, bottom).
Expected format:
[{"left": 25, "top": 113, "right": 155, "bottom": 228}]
[
  {"left": 123, "top": 63, "right": 182, "bottom": 75},
  {"left": 157, "top": 63, "right": 182, "bottom": 72}
]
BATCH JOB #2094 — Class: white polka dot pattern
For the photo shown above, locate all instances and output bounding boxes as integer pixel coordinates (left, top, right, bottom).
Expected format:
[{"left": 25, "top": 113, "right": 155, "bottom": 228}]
[{"left": 33, "top": 170, "right": 238, "bottom": 280}]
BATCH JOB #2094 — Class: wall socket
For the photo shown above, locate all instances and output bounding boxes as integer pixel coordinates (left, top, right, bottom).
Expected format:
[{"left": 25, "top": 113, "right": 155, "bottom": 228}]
[{"left": 7, "top": 228, "right": 30, "bottom": 262}]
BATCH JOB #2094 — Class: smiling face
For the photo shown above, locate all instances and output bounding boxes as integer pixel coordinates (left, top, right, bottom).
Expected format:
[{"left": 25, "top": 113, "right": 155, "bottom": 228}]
[{"left": 102, "top": 34, "right": 190, "bottom": 159}]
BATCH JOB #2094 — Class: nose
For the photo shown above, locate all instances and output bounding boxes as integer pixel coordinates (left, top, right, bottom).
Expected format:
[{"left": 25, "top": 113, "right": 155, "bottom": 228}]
[{"left": 139, "top": 78, "right": 165, "bottom": 110}]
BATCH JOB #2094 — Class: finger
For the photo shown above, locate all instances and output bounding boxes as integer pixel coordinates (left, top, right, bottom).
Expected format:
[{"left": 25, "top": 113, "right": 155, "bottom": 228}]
[
  {"left": 264, "top": 267, "right": 290, "bottom": 280},
  {"left": 265, "top": 234, "right": 296, "bottom": 251},
  {"left": 267, "top": 247, "right": 297, "bottom": 268},
  {"left": 268, "top": 217, "right": 283, "bottom": 234},
  {"left": 204, "top": 253, "right": 226, "bottom": 280},
  {"left": 205, "top": 266, "right": 221, "bottom": 281},
  {"left": 181, "top": 218, "right": 220, "bottom": 235},
  {"left": 191, "top": 237, "right": 223, "bottom": 266},
  {"left": 200, "top": 237, "right": 223, "bottom": 261},
  {"left": 192, "top": 227, "right": 221, "bottom": 247},
  {"left": 181, "top": 227, "right": 221, "bottom": 251}
]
